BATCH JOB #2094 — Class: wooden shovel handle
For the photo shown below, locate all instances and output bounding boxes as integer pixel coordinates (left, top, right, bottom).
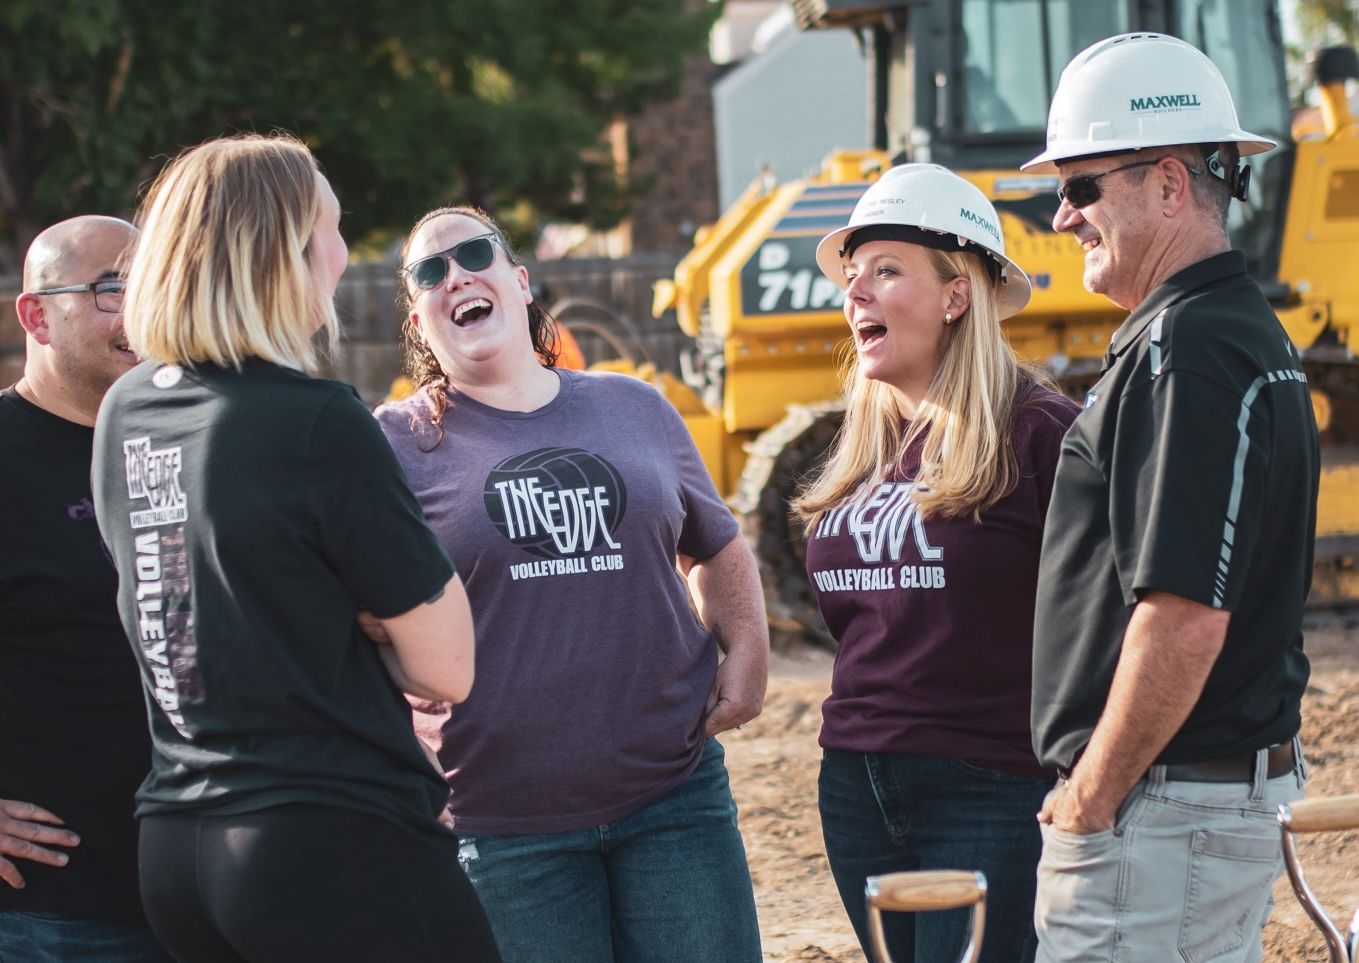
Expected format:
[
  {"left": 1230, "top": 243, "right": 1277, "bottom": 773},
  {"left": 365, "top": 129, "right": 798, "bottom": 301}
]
[
  {"left": 1280, "top": 794, "right": 1359, "bottom": 833},
  {"left": 867, "top": 870, "right": 987, "bottom": 912}
]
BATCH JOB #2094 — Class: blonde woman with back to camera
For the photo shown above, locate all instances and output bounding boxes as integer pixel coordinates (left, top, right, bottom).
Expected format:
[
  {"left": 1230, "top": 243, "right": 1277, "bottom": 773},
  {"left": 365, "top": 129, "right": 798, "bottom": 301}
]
[
  {"left": 794, "top": 164, "right": 1079, "bottom": 963},
  {"left": 90, "top": 134, "right": 501, "bottom": 963}
]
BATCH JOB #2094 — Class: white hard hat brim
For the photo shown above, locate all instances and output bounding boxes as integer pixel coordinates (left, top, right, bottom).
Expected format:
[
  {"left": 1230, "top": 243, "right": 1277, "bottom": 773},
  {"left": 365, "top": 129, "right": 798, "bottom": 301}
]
[
  {"left": 816, "top": 224, "right": 1033, "bottom": 321},
  {"left": 1021, "top": 131, "right": 1278, "bottom": 173}
]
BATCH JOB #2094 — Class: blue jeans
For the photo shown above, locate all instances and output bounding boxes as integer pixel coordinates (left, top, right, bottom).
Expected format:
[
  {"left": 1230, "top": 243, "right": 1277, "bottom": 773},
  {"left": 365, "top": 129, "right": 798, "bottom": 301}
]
[
  {"left": 818, "top": 748, "right": 1052, "bottom": 963},
  {"left": 456, "top": 738, "right": 761, "bottom": 963},
  {"left": 0, "top": 911, "right": 173, "bottom": 963}
]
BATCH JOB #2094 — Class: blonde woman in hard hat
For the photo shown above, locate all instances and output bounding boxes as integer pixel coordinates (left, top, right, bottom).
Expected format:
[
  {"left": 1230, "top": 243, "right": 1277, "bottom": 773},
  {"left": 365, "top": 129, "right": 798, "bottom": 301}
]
[
  {"left": 372, "top": 205, "right": 766, "bottom": 963},
  {"left": 793, "top": 164, "right": 1079, "bottom": 963},
  {"left": 1022, "top": 34, "right": 1315, "bottom": 963}
]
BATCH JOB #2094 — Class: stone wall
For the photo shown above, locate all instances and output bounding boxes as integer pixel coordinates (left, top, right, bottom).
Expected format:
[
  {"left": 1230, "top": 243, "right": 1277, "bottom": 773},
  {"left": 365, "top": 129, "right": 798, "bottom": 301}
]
[
  {"left": 0, "top": 252, "right": 693, "bottom": 407},
  {"left": 332, "top": 253, "right": 691, "bottom": 403}
]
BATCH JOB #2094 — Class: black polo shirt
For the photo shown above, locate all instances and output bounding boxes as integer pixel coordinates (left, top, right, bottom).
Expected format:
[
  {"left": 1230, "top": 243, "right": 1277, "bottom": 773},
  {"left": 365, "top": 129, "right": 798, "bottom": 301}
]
[{"left": 1032, "top": 251, "right": 1318, "bottom": 771}]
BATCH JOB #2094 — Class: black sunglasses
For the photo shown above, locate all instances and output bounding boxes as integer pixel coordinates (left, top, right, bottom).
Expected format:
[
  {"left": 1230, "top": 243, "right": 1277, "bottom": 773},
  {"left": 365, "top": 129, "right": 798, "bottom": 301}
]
[
  {"left": 1056, "top": 160, "right": 1160, "bottom": 208},
  {"left": 400, "top": 234, "right": 499, "bottom": 290}
]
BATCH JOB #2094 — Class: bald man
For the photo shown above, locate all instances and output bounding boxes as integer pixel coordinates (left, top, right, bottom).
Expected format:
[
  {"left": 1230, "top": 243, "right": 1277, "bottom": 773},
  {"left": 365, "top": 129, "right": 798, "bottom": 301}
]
[{"left": 0, "top": 217, "right": 171, "bottom": 961}]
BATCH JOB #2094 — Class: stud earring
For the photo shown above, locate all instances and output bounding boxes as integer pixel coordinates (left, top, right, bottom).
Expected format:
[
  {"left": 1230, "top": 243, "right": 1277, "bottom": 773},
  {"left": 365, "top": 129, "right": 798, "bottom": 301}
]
[{"left": 944, "top": 312, "right": 953, "bottom": 325}]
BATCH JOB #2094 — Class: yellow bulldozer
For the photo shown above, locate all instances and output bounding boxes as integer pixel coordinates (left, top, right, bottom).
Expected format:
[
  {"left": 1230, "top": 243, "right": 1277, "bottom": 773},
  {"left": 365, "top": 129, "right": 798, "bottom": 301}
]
[{"left": 643, "top": 0, "right": 1359, "bottom": 646}]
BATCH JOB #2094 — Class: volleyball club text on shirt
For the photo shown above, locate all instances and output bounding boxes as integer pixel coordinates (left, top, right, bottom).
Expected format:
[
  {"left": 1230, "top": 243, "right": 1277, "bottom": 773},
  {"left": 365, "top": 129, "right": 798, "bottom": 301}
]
[
  {"left": 124, "top": 435, "right": 198, "bottom": 735},
  {"left": 811, "top": 481, "right": 946, "bottom": 593},
  {"left": 486, "top": 448, "right": 629, "bottom": 581}
]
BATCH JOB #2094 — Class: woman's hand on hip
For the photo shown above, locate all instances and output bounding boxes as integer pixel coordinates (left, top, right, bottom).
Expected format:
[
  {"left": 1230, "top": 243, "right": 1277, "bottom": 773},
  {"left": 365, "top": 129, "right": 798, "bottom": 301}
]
[
  {"left": 682, "top": 534, "right": 770, "bottom": 737},
  {"left": 704, "top": 644, "right": 767, "bottom": 736}
]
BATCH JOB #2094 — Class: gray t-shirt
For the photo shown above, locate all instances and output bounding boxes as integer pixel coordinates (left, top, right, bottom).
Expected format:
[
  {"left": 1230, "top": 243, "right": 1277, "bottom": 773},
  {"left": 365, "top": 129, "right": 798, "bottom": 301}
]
[{"left": 375, "top": 369, "right": 738, "bottom": 835}]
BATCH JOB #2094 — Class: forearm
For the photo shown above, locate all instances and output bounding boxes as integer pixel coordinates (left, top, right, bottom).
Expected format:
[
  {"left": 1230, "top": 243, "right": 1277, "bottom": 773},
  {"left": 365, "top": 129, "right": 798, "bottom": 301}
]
[
  {"left": 686, "top": 536, "right": 769, "bottom": 662},
  {"left": 683, "top": 535, "right": 770, "bottom": 733},
  {"left": 377, "top": 645, "right": 454, "bottom": 703},
  {"left": 1066, "top": 591, "right": 1229, "bottom": 824},
  {"left": 373, "top": 575, "right": 476, "bottom": 703}
]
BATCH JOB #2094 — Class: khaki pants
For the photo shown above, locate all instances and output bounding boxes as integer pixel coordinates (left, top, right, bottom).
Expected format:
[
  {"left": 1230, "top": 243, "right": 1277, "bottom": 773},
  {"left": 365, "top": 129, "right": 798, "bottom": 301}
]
[{"left": 1034, "top": 740, "right": 1306, "bottom": 963}]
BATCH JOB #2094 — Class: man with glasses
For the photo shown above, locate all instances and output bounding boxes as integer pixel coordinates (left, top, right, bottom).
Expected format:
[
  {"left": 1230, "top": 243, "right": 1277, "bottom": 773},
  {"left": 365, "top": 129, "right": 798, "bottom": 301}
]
[
  {"left": 1, "top": 216, "right": 171, "bottom": 960},
  {"left": 1021, "top": 34, "right": 1318, "bottom": 961}
]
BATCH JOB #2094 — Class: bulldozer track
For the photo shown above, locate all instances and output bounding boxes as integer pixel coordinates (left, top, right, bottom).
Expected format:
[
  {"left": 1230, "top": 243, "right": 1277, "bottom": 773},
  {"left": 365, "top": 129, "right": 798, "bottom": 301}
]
[{"left": 732, "top": 401, "right": 846, "bottom": 650}]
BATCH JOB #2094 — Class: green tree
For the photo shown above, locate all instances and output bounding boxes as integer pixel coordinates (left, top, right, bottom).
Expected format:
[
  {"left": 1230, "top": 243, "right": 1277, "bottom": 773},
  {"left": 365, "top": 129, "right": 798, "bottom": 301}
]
[
  {"left": 0, "top": 0, "right": 719, "bottom": 269},
  {"left": 1285, "top": 0, "right": 1359, "bottom": 104},
  {"left": 1295, "top": 0, "right": 1359, "bottom": 45}
]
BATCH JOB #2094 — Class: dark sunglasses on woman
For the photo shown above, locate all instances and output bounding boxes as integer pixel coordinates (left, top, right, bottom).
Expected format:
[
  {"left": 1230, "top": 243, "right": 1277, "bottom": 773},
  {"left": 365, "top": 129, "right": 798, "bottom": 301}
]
[{"left": 400, "top": 234, "right": 500, "bottom": 290}]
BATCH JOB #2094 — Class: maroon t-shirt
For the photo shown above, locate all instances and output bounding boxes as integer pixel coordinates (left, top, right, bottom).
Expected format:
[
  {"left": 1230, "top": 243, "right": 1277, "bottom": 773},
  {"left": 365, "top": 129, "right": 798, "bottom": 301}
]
[{"left": 806, "top": 387, "right": 1078, "bottom": 776}]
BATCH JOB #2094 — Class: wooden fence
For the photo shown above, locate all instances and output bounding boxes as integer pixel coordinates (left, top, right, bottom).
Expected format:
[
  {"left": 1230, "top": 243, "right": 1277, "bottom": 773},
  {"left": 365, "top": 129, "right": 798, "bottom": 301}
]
[{"left": 0, "top": 251, "right": 694, "bottom": 405}]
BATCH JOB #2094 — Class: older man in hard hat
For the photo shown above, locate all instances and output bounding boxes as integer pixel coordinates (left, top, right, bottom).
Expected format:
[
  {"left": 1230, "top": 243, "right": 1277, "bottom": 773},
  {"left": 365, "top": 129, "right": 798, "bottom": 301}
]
[{"left": 1023, "top": 34, "right": 1319, "bottom": 961}]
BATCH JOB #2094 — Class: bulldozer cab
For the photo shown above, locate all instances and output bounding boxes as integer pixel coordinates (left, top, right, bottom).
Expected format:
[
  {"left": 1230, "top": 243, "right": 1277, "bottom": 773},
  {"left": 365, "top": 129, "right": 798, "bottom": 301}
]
[{"left": 829, "top": 0, "right": 1295, "bottom": 283}]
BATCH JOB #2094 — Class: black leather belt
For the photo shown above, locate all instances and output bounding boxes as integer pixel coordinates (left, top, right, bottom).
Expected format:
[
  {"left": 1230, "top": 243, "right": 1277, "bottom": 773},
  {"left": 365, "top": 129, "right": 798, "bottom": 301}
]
[
  {"left": 1057, "top": 743, "right": 1296, "bottom": 784},
  {"left": 1160, "top": 743, "right": 1296, "bottom": 783}
]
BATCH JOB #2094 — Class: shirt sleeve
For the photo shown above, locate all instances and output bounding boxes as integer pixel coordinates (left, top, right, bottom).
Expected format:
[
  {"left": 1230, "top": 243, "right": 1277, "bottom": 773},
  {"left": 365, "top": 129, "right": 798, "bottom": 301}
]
[
  {"left": 1110, "top": 369, "right": 1268, "bottom": 611},
  {"left": 1024, "top": 392, "right": 1080, "bottom": 517},
  {"left": 656, "top": 393, "right": 739, "bottom": 560},
  {"left": 309, "top": 389, "right": 455, "bottom": 619}
]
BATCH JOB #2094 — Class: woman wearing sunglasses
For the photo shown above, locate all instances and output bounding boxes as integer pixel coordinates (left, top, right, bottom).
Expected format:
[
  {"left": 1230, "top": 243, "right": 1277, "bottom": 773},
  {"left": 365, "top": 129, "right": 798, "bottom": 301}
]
[
  {"left": 792, "top": 164, "right": 1079, "bottom": 963},
  {"left": 90, "top": 136, "right": 500, "bottom": 962},
  {"left": 374, "top": 206, "right": 768, "bottom": 963}
]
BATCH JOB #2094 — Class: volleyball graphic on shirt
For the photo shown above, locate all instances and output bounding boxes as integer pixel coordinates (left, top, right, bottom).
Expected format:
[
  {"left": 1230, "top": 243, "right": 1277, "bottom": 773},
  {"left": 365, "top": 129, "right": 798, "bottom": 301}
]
[
  {"left": 809, "top": 481, "right": 946, "bottom": 593},
  {"left": 814, "top": 482, "right": 943, "bottom": 564},
  {"left": 124, "top": 435, "right": 188, "bottom": 528},
  {"left": 483, "top": 447, "right": 628, "bottom": 560}
]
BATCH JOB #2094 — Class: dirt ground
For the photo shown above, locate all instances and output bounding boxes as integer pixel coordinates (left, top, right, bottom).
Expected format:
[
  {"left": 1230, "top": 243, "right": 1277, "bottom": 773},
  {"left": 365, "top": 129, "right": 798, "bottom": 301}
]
[{"left": 723, "top": 617, "right": 1359, "bottom": 962}]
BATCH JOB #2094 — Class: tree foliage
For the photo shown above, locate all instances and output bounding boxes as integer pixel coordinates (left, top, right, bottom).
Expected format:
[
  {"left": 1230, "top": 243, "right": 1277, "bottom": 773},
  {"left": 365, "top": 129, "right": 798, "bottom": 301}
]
[
  {"left": 1295, "top": 0, "right": 1359, "bottom": 46},
  {"left": 1283, "top": 0, "right": 1359, "bottom": 107},
  {"left": 0, "top": 0, "right": 719, "bottom": 269}
]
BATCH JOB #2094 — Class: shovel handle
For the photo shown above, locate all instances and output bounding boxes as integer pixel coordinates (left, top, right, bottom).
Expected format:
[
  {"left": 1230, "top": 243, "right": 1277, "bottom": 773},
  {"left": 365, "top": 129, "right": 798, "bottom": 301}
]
[
  {"left": 866, "top": 870, "right": 987, "bottom": 912},
  {"left": 1280, "top": 794, "right": 1359, "bottom": 834}
]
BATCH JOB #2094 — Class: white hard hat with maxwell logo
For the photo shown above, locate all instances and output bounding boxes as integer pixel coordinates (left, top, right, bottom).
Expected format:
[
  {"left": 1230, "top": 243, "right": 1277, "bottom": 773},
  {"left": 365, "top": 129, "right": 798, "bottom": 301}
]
[
  {"left": 1022, "top": 32, "right": 1276, "bottom": 172},
  {"left": 815, "top": 163, "right": 1032, "bottom": 320}
]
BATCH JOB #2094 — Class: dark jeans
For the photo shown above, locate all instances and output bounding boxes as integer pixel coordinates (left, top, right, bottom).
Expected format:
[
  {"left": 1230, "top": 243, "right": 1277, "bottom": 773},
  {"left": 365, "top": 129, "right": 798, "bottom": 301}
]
[
  {"left": 818, "top": 748, "right": 1051, "bottom": 963},
  {"left": 457, "top": 738, "right": 761, "bottom": 963},
  {"left": 139, "top": 803, "right": 501, "bottom": 963},
  {"left": 0, "top": 912, "right": 173, "bottom": 963}
]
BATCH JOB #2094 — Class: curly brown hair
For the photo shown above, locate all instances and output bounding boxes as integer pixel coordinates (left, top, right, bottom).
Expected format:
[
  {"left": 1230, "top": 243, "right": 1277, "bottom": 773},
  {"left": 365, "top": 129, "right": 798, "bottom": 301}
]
[{"left": 397, "top": 206, "right": 561, "bottom": 449}]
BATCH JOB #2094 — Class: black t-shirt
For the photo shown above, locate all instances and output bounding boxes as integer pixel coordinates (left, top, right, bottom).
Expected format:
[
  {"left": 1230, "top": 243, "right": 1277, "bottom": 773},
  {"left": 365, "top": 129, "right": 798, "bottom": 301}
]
[
  {"left": 0, "top": 387, "right": 151, "bottom": 924},
  {"left": 92, "top": 360, "right": 455, "bottom": 834},
  {"left": 1033, "top": 251, "right": 1318, "bottom": 770}
]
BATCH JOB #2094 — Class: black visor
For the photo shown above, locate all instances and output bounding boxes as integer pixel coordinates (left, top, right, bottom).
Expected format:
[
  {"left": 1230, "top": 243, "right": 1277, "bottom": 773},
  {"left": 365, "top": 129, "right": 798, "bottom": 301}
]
[{"left": 841, "top": 224, "right": 1003, "bottom": 284}]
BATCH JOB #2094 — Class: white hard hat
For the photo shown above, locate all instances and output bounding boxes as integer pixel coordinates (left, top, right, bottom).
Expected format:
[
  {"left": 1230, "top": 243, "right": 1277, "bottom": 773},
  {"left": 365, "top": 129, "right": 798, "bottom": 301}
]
[
  {"left": 1022, "top": 32, "right": 1276, "bottom": 172},
  {"left": 815, "top": 163, "right": 1032, "bottom": 320}
]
